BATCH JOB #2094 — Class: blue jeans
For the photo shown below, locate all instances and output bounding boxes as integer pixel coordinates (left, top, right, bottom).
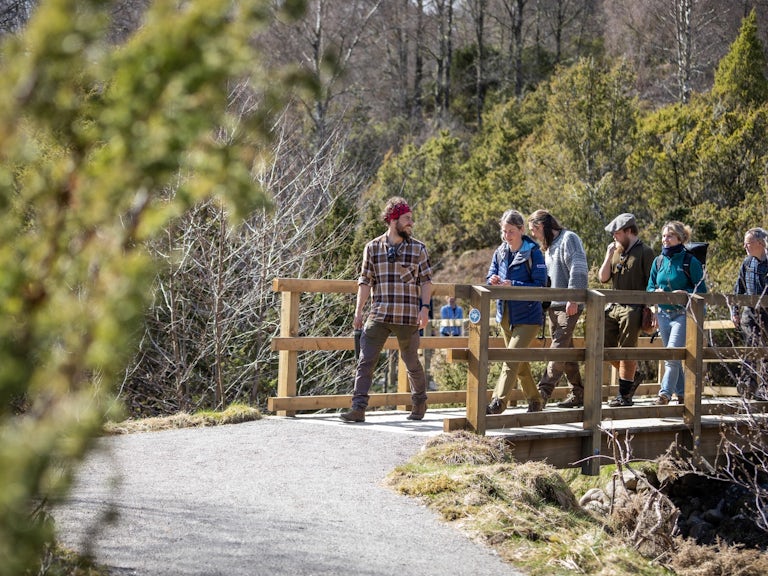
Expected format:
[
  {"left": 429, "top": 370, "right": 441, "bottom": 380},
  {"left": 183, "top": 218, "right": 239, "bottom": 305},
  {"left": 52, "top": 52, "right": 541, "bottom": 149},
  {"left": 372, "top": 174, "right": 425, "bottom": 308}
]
[{"left": 657, "top": 308, "right": 687, "bottom": 398}]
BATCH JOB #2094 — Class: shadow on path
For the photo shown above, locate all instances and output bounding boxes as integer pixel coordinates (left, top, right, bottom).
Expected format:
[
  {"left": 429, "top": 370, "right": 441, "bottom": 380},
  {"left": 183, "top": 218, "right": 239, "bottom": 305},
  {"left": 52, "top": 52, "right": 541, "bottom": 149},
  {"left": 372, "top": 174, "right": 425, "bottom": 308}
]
[{"left": 53, "top": 412, "right": 523, "bottom": 576}]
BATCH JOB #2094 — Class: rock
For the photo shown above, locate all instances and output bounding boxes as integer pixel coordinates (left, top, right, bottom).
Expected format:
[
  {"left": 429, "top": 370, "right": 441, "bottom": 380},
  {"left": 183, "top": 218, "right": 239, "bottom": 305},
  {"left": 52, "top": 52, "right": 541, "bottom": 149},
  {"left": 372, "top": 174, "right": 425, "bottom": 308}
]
[
  {"left": 620, "top": 469, "right": 641, "bottom": 491},
  {"left": 583, "top": 500, "right": 609, "bottom": 515},
  {"left": 702, "top": 500, "right": 724, "bottom": 525},
  {"left": 579, "top": 487, "right": 605, "bottom": 506},
  {"left": 687, "top": 517, "right": 716, "bottom": 545}
]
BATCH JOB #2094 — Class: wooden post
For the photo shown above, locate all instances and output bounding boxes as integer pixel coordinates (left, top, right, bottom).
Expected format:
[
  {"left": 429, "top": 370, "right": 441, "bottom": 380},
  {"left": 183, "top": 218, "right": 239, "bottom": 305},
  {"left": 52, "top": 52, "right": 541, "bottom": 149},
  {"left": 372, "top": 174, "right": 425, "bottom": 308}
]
[
  {"left": 684, "top": 295, "right": 705, "bottom": 447},
  {"left": 582, "top": 290, "right": 605, "bottom": 475},
  {"left": 465, "top": 286, "right": 490, "bottom": 434},
  {"left": 387, "top": 350, "right": 397, "bottom": 395},
  {"left": 277, "top": 290, "right": 300, "bottom": 417}
]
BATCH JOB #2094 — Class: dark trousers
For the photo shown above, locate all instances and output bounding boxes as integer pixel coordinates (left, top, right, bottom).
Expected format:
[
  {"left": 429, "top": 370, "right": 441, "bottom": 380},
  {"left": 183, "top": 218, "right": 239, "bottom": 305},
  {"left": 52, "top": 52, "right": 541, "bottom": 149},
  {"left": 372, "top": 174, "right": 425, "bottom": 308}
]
[
  {"left": 538, "top": 307, "right": 583, "bottom": 397},
  {"left": 738, "top": 308, "right": 768, "bottom": 397},
  {"left": 351, "top": 321, "right": 428, "bottom": 409}
]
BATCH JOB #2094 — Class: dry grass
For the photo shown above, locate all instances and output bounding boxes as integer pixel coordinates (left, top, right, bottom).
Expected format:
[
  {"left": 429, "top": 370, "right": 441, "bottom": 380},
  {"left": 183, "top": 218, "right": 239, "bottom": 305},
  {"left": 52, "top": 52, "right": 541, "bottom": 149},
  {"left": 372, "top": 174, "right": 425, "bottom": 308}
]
[
  {"left": 387, "top": 432, "right": 768, "bottom": 576},
  {"left": 103, "top": 403, "right": 261, "bottom": 434},
  {"left": 37, "top": 544, "right": 109, "bottom": 576},
  {"left": 669, "top": 538, "right": 768, "bottom": 575}
]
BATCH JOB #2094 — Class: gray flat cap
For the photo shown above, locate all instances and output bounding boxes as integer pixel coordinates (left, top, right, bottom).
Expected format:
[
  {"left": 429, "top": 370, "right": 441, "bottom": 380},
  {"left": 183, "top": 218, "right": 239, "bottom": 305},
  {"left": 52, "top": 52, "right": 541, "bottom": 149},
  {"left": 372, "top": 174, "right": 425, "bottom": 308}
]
[{"left": 605, "top": 213, "right": 636, "bottom": 233}]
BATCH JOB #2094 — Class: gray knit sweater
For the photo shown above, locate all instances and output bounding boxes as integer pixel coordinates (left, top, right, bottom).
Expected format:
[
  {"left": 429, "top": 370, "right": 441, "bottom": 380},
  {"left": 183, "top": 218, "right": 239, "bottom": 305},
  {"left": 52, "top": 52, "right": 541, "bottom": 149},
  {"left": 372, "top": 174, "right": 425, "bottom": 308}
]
[{"left": 545, "top": 229, "right": 589, "bottom": 309}]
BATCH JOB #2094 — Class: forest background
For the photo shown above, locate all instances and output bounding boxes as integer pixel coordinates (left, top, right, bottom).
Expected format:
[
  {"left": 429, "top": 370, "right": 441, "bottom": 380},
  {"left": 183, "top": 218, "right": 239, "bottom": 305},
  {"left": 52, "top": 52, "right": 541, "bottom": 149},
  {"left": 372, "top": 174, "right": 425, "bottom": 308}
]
[
  {"left": 2, "top": 0, "right": 768, "bottom": 571},
  {"left": 118, "top": 0, "right": 768, "bottom": 416}
]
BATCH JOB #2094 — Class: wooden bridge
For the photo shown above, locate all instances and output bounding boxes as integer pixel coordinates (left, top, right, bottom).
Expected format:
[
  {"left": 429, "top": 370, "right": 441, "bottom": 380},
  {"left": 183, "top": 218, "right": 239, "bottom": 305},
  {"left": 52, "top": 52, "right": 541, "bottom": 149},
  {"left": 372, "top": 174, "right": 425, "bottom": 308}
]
[{"left": 269, "top": 278, "right": 768, "bottom": 474}]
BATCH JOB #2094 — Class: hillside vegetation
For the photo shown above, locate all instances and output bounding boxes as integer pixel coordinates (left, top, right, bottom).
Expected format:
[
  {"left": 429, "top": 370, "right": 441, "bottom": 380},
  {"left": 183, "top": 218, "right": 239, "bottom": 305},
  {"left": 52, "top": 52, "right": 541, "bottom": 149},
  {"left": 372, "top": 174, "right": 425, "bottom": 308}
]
[{"left": 4, "top": 1, "right": 768, "bottom": 572}]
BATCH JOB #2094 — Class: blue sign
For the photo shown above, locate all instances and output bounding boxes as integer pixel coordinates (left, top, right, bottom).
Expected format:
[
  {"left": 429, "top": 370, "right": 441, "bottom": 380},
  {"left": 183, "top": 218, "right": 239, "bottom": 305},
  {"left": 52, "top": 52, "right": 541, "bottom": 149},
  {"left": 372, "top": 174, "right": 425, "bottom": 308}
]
[{"left": 468, "top": 308, "right": 481, "bottom": 324}]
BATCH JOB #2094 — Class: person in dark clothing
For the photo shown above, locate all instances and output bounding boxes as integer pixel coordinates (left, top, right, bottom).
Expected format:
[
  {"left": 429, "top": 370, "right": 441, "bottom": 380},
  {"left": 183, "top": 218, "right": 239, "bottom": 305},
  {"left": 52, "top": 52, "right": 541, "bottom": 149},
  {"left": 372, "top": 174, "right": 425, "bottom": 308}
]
[
  {"left": 730, "top": 227, "right": 768, "bottom": 400},
  {"left": 598, "top": 213, "right": 656, "bottom": 407}
]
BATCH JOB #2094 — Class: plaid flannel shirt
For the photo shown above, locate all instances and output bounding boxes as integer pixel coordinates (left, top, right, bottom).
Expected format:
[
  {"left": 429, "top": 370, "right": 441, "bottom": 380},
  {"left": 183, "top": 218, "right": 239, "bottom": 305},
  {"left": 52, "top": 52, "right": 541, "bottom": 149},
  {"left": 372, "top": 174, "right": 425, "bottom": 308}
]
[
  {"left": 359, "top": 234, "right": 432, "bottom": 326},
  {"left": 733, "top": 255, "right": 768, "bottom": 315}
]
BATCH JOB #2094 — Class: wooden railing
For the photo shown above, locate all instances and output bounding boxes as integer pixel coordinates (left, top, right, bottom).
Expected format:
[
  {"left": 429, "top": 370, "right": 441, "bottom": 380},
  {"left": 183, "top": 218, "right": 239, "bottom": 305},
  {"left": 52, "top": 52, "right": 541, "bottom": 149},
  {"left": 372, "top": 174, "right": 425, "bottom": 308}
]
[{"left": 270, "top": 278, "right": 768, "bottom": 472}]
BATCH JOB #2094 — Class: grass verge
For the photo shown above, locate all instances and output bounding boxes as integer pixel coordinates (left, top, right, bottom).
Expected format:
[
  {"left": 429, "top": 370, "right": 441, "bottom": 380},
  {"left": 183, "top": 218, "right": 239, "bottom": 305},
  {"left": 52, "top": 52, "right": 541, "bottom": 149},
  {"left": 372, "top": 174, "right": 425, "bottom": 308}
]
[
  {"left": 36, "top": 544, "right": 109, "bottom": 576},
  {"left": 386, "top": 431, "right": 768, "bottom": 576},
  {"left": 103, "top": 403, "right": 261, "bottom": 434}
]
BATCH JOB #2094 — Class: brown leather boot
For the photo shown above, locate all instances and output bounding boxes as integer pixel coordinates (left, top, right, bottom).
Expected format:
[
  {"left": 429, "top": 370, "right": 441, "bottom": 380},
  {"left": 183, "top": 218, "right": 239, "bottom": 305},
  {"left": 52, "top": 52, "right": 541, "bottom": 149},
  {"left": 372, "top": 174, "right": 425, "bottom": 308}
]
[
  {"left": 339, "top": 408, "right": 365, "bottom": 423},
  {"left": 406, "top": 403, "right": 427, "bottom": 420},
  {"left": 486, "top": 398, "right": 505, "bottom": 415},
  {"left": 527, "top": 400, "right": 543, "bottom": 412},
  {"left": 557, "top": 392, "right": 583, "bottom": 408}
]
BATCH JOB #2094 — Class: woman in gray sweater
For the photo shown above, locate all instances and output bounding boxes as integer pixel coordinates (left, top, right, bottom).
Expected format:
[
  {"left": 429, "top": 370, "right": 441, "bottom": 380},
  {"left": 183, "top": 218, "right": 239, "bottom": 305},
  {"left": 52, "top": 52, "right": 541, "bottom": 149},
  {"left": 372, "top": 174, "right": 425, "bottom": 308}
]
[{"left": 527, "top": 210, "right": 589, "bottom": 408}]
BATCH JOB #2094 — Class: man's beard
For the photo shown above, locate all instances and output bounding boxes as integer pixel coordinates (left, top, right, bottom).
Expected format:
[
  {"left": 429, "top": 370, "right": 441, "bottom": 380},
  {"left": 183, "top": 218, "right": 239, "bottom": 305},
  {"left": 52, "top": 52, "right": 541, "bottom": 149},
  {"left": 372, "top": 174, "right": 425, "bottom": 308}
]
[
  {"left": 617, "top": 237, "right": 630, "bottom": 250},
  {"left": 396, "top": 221, "right": 411, "bottom": 240}
]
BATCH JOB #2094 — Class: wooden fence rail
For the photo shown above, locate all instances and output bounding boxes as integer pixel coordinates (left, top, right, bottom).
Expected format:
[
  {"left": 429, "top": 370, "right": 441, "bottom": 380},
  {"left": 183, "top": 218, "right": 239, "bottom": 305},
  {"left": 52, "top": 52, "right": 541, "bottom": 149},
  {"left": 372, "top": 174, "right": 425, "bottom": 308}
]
[{"left": 270, "top": 278, "right": 768, "bottom": 473}]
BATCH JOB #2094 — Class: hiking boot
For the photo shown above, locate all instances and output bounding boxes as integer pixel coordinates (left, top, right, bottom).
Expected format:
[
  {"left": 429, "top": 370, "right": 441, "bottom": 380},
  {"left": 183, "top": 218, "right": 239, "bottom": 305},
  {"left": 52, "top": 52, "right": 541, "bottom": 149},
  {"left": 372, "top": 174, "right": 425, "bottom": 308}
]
[
  {"left": 339, "top": 408, "right": 365, "bottom": 423},
  {"left": 629, "top": 372, "right": 644, "bottom": 397},
  {"left": 486, "top": 398, "right": 505, "bottom": 415},
  {"left": 655, "top": 394, "right": 670, "bottom": 406},
  {"left": 676, "top": 395, "right": 685, "bottom": 404},
  {"left": 527, "top": 400, "right": 543, "bottom": 413},
  {"left": 557, "top": 392, "right": 583, "bottom": 408},
  {"left": 608, "top": 395, "right": 633, "bottom": 407},
  {"left": 406, "top": 403, "right": 427, "bottom": 421}
]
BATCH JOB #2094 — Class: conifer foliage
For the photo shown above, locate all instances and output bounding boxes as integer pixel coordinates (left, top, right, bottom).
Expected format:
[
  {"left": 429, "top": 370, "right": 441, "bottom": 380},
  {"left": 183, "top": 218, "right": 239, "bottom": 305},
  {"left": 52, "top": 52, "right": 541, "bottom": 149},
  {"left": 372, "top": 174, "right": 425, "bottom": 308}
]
[
  {"left": 712, "top": 10, "right": 768, "bottom": 109},
  {"left": 0, "top": 0, "right": 305, "bottom": 572}
]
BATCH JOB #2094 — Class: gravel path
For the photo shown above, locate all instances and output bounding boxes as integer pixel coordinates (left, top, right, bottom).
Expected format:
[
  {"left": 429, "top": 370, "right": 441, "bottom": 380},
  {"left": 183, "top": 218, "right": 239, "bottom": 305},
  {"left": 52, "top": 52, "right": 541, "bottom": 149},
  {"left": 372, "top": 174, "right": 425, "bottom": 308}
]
[{"left": 53, "top": 411, "right": 523, "bottom": 576}]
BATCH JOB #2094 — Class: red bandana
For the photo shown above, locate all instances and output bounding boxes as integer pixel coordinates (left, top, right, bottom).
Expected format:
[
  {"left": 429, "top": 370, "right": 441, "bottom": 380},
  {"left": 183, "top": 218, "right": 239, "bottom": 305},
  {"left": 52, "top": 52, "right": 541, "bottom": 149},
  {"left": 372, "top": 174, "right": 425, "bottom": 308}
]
[{"left": 385, "top": 202, "right": 411, "bottom": 223}]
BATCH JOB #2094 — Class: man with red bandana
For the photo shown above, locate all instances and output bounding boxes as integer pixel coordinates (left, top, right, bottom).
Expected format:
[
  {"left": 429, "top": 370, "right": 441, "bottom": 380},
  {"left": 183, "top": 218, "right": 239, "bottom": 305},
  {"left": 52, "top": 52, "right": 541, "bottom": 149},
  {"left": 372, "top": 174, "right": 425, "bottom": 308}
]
[{"left": 340, "top": 197, "right": 433, "bottom": 422}]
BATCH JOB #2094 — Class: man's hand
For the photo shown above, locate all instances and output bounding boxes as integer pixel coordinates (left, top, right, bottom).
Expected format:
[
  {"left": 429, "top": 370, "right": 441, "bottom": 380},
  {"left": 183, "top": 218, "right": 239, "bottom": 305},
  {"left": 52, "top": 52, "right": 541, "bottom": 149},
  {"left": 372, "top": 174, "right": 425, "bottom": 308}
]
[{"left": 418, "top": 307, "right": 429, "bottom": 329}]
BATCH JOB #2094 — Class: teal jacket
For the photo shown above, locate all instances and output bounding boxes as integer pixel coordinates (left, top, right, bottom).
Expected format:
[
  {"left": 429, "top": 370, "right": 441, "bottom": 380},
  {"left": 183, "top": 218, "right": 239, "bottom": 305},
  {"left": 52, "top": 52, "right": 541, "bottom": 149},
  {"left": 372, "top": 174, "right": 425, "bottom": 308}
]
[{"left": 647, "top": 250, "right": 707, "bottom": 312}]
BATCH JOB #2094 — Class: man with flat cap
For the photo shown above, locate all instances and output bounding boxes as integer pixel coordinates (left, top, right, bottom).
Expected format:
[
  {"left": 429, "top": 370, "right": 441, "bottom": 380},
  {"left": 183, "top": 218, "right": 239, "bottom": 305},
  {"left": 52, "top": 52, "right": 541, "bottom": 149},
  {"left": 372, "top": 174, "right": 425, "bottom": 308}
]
[{"left": 598, "top": 213, "right": 656, "bottom": 406}]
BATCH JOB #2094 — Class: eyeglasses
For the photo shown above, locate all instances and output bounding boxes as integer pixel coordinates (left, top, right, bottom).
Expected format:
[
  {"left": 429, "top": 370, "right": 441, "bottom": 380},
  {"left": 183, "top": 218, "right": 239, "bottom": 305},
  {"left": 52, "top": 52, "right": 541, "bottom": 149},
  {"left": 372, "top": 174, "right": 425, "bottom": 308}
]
[{"left": 387, "top": 246, "right": 397, "bottom": 263}]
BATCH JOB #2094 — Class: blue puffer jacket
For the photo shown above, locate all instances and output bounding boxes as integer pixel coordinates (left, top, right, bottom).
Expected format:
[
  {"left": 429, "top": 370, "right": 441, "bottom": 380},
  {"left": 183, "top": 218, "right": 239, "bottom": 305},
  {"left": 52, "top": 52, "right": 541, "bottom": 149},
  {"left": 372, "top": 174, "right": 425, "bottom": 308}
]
[{"left": 486, "top": 236, "right": 547, "bottom": 327}]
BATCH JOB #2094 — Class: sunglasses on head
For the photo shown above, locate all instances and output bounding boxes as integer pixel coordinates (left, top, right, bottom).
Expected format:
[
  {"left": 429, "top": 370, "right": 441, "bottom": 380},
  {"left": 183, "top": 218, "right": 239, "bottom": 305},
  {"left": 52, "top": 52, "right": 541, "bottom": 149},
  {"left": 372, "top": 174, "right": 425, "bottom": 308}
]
[
  {"left": 387, "top": 246, "right": 397, "bottom": 263},
  {"left": 616, "top": 252, "right": 629, "bottom": 272}
]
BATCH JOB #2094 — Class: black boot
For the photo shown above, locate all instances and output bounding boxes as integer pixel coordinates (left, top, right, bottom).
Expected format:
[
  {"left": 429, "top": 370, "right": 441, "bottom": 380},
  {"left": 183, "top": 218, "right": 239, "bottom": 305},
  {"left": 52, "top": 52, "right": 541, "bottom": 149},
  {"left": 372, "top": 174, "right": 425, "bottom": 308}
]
[{"left": 609, "top": 378, "right": 634, "bottom": 407}]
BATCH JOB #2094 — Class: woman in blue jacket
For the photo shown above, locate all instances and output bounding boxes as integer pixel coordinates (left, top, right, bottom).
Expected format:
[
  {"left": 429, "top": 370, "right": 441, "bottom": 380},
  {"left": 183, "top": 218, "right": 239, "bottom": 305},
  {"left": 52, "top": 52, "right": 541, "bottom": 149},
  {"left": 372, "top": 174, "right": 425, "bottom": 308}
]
[
  {"left": 486, "top": 209, "right": 548, "bottom": 414},
  {"left": 647, "top": 221, "right": 707, "bottom": 405}
]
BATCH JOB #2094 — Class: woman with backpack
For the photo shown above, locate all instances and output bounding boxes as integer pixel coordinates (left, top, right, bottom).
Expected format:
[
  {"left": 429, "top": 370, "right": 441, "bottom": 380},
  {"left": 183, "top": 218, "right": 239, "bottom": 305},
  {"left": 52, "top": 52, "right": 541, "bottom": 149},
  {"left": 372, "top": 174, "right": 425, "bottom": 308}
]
[
  {"left": 485, "top": 209, "right": 548, "bottom": 414},
  {"left": 647, "top": 221, "right": 707, "bottom": 405}
]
